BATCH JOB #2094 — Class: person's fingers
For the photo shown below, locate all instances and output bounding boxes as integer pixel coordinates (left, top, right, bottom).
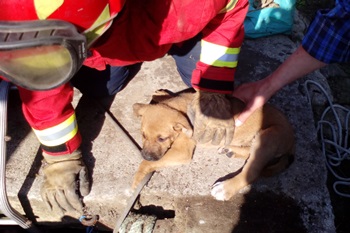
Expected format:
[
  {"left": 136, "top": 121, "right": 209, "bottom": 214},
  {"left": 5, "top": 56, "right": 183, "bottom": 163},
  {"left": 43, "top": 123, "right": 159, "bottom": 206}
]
[
  {"left": 47, "top": 190, "right": 65, "bottom": 215},
  {"left": 40, "top": 188, "right": 53, "bottom": 211},
  {"left": 212, "top": 128, "right": 225, "bottom": 145},
  {"left": 192, "top": 127, "right": 205, "bottom": 142},
  {"left": 235, "top": 109, "right": 253, "bottom": 127},
  {"left": 65, "top": 183, "right": 84, "bottom": 213},
  {"left": 56, "top": 189, "right": 76, "bottom": 212},
  {"left": 79, "top": 166, "right": 91, "bottom": 197},
  {"left": 198, "top": 127, "right": 215, "bottom": 144},
  {"left": 187, "top": 105, "right": 196, "bottom": 124},
  {"left": 235, "top": 95, "right": 267, "bottom": 126},
  {"left": 224, "top": 127, "right": 235, "bottom": 146}
]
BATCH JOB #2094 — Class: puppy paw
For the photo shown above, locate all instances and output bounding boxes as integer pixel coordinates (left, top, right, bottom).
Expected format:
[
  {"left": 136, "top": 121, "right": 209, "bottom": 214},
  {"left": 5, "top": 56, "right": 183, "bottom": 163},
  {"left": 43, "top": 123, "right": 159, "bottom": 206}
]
[
  {"left": 131, "top": 174, "right": 145, "bottom": 190},
  {"left": 131, "top": 180, "right": 138, "bottom": 191},
  {"left": 211, "top": 181, "right": 232, "bottom": 201},
  {"left": 154, "top": 89, "right": 170, "bottom": 95},
  {"left": 217, "top": 147, "right": 234, "bottom": 158}
]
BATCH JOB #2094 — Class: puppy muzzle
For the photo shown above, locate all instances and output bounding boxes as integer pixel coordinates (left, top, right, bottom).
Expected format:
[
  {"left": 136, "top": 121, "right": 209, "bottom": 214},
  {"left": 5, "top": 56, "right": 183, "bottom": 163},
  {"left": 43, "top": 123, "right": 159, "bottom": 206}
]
[{"left": 141, "top": 150, "right": 163, "bottom": 161}]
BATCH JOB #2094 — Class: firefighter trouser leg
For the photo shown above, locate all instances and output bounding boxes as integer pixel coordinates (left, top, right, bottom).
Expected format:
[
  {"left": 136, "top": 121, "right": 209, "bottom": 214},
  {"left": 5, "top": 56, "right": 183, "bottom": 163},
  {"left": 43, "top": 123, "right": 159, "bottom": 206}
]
[
  {"left": 71, "top": 64, "right": 136, "bottom": 97},
  {"left": 168, "top": 33, "right": 202, "bottom": 87}
]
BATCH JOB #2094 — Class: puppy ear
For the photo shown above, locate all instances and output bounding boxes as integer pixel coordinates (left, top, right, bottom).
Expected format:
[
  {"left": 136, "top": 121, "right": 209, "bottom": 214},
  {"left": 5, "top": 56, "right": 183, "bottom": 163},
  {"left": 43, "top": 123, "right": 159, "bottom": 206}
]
[
  {"left": 133, "top": 103, "right": 148, "bottom": 117},
  {"left": 173, "top": 122, "right": 193, "bottom": 138},
  {"left": 151, "top": 90, "right": 174, "bottom": 103}
]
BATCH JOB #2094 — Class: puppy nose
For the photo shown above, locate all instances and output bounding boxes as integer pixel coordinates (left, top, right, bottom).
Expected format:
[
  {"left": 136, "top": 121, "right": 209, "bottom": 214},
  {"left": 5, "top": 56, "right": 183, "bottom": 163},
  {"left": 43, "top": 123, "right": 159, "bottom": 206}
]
[{"left": 141, "top": 150, "right": 158, "bottom": 161}]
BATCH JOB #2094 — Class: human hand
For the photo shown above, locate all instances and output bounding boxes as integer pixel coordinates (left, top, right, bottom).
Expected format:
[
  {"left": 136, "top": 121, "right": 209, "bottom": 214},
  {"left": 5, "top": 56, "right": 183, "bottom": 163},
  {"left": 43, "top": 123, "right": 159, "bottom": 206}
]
[
  {"left": 232, "top": 79, "right": 273, "bottom": 126},
  {"left": 187, "top": 91, "right": 234, "bottom": 146},
  {"left": 40, "top": 150, "right": 90, "bottom": 215},
  {"left": 232, "top": 46, "right": 328, "bottom": 126}
]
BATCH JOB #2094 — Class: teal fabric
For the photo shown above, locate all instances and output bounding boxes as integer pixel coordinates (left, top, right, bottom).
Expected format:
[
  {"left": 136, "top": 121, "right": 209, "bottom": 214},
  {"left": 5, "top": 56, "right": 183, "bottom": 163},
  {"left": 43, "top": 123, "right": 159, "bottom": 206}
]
[{"left": 244, "top": 0, "right": 296, "bottom": 38}]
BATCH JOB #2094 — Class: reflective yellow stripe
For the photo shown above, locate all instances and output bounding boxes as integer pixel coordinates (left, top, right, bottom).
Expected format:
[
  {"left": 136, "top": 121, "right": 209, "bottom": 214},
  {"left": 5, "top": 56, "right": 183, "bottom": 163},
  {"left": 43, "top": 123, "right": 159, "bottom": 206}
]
[
  {"left": 35, "top": 0, "right": 116, "bottom": 48},
  {"left": 34, "top": 0, "right": 64, "bottom": 20},
  {"left": 32, "top": 113, "right": 78, "bottom": 146},
  {"left": 200, "top": 40, "right": 240, "bottom": 68},
  {"left": 219, "top": 0, "right": 238, "bottom": 13},
  {"left": 84, "top": 5, "right": 116, "bottom": 47}
]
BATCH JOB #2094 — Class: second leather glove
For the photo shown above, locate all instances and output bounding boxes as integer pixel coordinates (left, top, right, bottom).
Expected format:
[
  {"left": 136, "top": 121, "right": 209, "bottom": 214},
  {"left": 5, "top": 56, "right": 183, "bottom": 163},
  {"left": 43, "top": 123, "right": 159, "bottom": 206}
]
[{"left": 188, "top": 91, "right": 235, "bottom": 146}]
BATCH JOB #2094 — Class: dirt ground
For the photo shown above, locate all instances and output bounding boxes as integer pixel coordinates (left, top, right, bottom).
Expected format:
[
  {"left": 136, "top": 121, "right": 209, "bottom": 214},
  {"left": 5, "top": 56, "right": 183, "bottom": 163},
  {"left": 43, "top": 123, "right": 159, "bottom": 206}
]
[
  {"left": 150, "top": 191, "right": 307, "bottom": 233},
  {"left": 1, "top": 190, "right": 308, "bottom": 233}
]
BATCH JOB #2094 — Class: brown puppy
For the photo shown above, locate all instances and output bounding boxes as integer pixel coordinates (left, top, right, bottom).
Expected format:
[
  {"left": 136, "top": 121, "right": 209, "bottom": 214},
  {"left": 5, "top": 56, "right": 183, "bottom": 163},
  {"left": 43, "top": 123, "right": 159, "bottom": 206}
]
[{"left": 132, "top": 90, "right": 295, "bottom": 201}]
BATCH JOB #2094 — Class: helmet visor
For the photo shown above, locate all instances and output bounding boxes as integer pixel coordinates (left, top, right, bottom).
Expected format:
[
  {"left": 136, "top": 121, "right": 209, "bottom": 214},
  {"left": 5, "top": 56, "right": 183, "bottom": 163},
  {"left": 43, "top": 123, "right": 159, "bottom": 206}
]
[
  {"left": 0, "top": 20, "right": 86, "bottom": 90},
  {"left": 0, "top": 44, "right": 73, "bottom": 90}
]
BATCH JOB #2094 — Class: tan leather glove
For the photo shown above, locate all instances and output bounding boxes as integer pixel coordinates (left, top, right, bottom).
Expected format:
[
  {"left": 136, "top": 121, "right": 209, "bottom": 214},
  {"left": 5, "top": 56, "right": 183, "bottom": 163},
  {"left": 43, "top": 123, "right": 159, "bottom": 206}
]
[
  {"left": 188, "top": 91, "right": 235, "bottom": 145},
  {"left": 40, "top": 149, "right": 90, "bottom": 214}
]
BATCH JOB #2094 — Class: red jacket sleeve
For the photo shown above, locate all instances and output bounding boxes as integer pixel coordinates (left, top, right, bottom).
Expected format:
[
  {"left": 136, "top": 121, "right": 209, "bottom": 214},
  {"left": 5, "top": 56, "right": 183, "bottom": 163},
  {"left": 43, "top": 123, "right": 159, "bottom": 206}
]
[
  {"left": 18, "top": 83, "right": 81, "bottom": 155},
  {"left": 191, "top": 0, "right": 249, "bottom": 94},
  {"left": 84, "top": 0, "right": 248, "bottom": 95}
]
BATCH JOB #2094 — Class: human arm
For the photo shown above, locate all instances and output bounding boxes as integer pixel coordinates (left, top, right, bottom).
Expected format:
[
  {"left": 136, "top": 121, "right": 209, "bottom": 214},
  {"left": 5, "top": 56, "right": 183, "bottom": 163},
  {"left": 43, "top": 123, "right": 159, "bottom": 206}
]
[
  {"left": 18, "top": 84, "right": 90, "bottom": 214},
  {"left": 233, "top": 46, "right": 327, "bottom": 126},
  {"left": 233, "top": 0, "right": 350, "bottom": 126}
]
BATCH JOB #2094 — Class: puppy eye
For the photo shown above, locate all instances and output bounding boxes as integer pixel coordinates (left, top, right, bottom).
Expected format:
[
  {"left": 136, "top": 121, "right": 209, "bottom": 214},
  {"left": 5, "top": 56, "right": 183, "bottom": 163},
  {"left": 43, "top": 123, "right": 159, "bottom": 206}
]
[{"left": 158, "top": 136, "right": 168, "bottom": 143}]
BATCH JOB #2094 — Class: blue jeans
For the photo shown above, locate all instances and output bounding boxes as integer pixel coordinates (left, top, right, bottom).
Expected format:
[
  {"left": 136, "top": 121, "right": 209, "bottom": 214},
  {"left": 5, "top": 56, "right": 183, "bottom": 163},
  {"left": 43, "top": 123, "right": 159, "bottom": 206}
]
[{"left": 71, "top": 34, "right": 201, "bottom": 97}]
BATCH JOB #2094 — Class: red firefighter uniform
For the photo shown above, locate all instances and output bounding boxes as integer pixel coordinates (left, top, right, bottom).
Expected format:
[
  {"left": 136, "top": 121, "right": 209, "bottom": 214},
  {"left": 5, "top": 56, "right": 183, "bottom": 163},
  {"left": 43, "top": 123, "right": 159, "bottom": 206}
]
[{"left": 0, "top": 0, "right": 248, "bottom": 156}]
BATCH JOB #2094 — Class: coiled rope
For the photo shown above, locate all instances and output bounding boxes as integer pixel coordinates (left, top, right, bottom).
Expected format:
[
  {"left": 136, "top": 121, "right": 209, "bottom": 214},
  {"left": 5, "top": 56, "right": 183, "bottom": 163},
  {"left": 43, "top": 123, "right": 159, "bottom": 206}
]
[
  {"left": 304, "top": 80, "right": 350, "bottom": 198},
  {"left": 118, "top": 212, "right": 156, "bottom": 233}
]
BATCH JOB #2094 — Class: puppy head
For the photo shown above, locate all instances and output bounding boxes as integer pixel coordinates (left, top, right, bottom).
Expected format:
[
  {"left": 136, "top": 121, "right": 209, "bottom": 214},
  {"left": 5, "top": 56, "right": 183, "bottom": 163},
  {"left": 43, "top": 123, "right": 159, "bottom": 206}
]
[{"left": 133, "top": 103, "right": 193, "bottom": 161}]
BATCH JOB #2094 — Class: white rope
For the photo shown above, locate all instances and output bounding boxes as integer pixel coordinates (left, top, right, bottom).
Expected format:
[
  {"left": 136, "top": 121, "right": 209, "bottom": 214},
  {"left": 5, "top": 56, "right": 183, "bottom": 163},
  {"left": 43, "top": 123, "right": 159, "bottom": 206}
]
[
  {"left": 119, "top": 212, "right": 156, "bottom": 233},
  {"left": 304, "top": 80, "right": 350, "bottom": 198}
]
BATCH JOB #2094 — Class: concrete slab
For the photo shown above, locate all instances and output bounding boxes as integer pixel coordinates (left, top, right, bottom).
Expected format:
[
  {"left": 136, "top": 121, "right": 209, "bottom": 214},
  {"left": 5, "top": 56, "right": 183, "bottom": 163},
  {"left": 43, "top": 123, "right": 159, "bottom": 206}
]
[{"left": 5, "top": 34, "right": 335, "bottom": 232}]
